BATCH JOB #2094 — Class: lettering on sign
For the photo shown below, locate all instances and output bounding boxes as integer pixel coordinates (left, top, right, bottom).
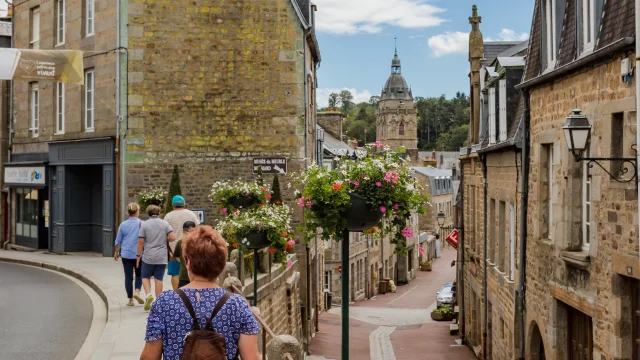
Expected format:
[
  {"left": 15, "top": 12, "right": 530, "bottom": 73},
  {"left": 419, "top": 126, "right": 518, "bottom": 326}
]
[
  {"left": 5, "top": 166, "right": 46, "bottom": 185},
  {"left": 252, "top": 158, "right": 287, "bottom": 174}
]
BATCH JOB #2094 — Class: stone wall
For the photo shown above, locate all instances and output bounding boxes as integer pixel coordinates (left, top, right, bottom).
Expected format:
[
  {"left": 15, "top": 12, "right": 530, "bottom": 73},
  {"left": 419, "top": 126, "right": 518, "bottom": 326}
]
[
  {"left": 526, "top": 53, "right": 639, "bottom": 360},
  {"left": 317, "top": 111, "right": 343, "bottom": 141}
]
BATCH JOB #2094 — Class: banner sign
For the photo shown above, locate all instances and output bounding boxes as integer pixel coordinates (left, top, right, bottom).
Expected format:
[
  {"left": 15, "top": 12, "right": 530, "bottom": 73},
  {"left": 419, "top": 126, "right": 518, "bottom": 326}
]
[
  {"left": 445, "top": 229, "right": 459, "bottom": 249},
  {"left": 0, "top": 49, "right": 84, "bottom": 85},
  {"left": 5, "top": 166, "right": 46, "bottom": 185}
]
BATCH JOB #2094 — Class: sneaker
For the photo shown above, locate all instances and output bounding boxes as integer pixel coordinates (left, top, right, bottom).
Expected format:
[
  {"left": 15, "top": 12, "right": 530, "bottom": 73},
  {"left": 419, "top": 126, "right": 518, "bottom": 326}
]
[
  {"left": 126, "top": 302, "right": 135, "bottom": 307},
  {"left": 144, "top": 295, "right": 154, "bottom": 311},
  {"left": 134, "top": 293, "right": 144, "bottom": 304}
]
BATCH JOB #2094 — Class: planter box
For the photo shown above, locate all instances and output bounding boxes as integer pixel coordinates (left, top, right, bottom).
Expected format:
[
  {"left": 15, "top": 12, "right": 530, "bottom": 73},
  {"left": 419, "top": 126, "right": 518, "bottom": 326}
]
[
  {"left": 430, "top": 311, "right": 455, "bottom": 322},
  {"left": 420, "top": 263, "right": 432, "bottom": 271}
]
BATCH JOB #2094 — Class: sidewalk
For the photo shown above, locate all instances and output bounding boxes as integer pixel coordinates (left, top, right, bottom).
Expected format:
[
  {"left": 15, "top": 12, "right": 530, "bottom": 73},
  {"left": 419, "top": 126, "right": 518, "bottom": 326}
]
[
  {"left": 0, "top": 249, "right": 171, "bottom": 360},
  {"left": 309, "top": 248, "right": 474, "bottom": 360}
]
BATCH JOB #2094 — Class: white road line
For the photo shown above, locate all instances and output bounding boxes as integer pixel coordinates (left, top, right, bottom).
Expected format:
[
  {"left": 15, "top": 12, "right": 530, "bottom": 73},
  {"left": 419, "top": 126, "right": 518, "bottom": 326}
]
[
  {"left": 380, "top": 326, "right": 397, "bottom": 359},
  {"left": 369, "top": 326, "right": 397, "bottom": 360}
]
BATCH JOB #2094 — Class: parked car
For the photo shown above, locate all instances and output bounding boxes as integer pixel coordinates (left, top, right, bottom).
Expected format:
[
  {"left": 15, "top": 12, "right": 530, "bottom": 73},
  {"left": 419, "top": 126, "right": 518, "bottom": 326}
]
[{"left": 436, "top": 282, "right": 455, "bottom": 308}]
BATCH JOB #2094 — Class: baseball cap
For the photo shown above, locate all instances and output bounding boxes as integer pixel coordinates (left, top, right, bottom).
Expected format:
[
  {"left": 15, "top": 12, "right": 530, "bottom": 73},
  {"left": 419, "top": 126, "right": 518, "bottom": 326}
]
[
  {"left": 172, "top": 195, "right": 185, "bottom": 207},
  {"left": 183, "top": 221, "right": 196, "bottom": 230}
]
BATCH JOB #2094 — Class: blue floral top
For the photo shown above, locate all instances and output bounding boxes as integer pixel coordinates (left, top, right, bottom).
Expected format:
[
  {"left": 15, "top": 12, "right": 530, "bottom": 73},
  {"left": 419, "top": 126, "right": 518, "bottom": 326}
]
[{"left": 145, "top": 288, "right": 261, "bottom": 359}]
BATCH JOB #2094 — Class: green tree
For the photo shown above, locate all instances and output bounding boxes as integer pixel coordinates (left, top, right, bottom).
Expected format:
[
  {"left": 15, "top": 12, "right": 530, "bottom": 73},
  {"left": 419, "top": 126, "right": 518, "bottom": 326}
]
[
  {"left": 328, "top": 93, "right": 340, "bottom": 108},
  {"left": 435, "top": 124, "right": 469, "bottom": 151},
  {"left": 369, "top": 96, "right": 381, "bottom": 107},
  {"left": 270, "top": 175, "right": 282, "bottom": 205},
  {"left": 256, "top": 166, "right": 264, "bottom": 186},
  {"left": 165, "top": 165, "right": 182, "bottom": 214},
  {"left": 339, "top": 90, "right": 354, "bottom": 114}
]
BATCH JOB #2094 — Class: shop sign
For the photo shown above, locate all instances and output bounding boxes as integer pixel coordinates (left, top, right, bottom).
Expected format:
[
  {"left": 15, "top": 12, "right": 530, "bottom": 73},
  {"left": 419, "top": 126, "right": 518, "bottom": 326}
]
[
  {"left": 5, "top": 166, "right": 46, "bottom": 185},
  {"left": 252, "top": 158, "right": 287, "bottom": 174},
  {"left": 445, "top": 229, "right": 459, "bottom": 249}
]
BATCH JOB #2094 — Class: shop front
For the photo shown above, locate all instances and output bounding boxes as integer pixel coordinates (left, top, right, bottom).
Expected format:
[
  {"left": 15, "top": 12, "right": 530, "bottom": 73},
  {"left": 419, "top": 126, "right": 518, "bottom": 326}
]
[{"left": 4, "top": 162, "right": 49, "bottom": 250}]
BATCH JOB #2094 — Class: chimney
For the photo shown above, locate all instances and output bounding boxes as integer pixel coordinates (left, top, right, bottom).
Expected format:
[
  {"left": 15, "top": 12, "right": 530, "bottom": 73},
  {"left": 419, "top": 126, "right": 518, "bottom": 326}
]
[
  {"left": 452, "top": 164, "right": 457, "bottom": 180},
  {"left": 439, "top": 153, "right": 444, "bottom": 168},
  {"left": 6, "top": 4, "right": 11, "bottom": 17},
  {"left": 431, "top": 151, "right": 436, "bottom": 160}
]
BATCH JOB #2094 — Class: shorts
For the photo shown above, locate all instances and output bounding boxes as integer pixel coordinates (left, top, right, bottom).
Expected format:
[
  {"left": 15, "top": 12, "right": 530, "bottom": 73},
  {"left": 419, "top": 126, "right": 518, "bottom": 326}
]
[
  {"left": 167, "top": 259, "right": 180, "bottom": 276},
  {"left": 141, "top": 262, "right": 166, "bottom": 280}
]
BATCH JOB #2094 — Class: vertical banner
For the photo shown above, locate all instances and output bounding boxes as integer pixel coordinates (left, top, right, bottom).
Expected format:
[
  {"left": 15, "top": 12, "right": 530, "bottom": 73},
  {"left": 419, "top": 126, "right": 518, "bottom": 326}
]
[{"left": 0, "top": 49, "right": 84, "bottom": 85}]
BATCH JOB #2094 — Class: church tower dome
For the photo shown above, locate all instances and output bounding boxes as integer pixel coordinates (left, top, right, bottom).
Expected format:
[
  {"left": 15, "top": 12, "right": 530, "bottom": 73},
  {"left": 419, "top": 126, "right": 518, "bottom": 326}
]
[{"left": 381, "top": 48, "right": 413, "bottom": 101}]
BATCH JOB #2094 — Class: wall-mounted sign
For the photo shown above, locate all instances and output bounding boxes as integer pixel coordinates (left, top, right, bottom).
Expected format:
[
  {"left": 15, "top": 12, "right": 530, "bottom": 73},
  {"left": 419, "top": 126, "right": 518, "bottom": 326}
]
[
  {"left": 5, "top": 166, "right": 46, "bottom": 185},
  {"left": 253, "top": 158, "right": 287, "bottom": 174},
  {"left": 192, "top": 209, "right": 205, "bottom": 224},
  {"left": 0, "top": 49, "right": 84, "bottom": 85}
]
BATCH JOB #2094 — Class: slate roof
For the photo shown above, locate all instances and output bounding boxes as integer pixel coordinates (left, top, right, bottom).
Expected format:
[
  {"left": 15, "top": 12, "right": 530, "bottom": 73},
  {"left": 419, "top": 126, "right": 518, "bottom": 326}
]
[
  {"left": 483, "top": 42, "right": 522, "bottom": 66},
  {"left": 495, "top": 40, "right": 529, "bottom": 58},
  {"left": 318, "top": 125, "right": 351, "bottom": 156},
  {"left": 523, "top": 0, "right": 635, "bottom": 82},
  {"left": 295, "top": 0, "right": 311, "bottom": 24}
]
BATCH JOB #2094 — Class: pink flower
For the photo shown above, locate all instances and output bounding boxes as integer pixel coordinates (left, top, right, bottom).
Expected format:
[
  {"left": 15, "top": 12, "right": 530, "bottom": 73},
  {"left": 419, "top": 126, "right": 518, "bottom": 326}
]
[
  {"left": 297, "top": 197, "right": 305, "bottom": 208},
  {"left": 221, "top": 197, "right": 226, "bottom": 201},
  {"left": 362, "top": 174, "right": 367, "bottom": 178},
  {"left": 305, "top": 201, "right": 312, "bottom": 208},
  {"left": 380, "top": 206, "right": 386, "bottom": 213},
  {"left": 393, "top": 204, "right": 399, "bottom": 210},
  {"left": 287, "top": 239, "right": 296, "bottom": 247},
  {"left": 419, "top": 247, "right": 425, "bottom": 255},
  {"left": 376, "top": 182, "right": 382, "bottom": 187},
  {"left": 221, "top": 208, "right": 228, "bottom": 214},
  {"left": 354, "top": 181, "right": 360, "bottom": 186},
  {"left": 384, "top": 171, "right": 400, "bottom": 184},
  {"left": 373, "top": 140, "right": 384, "bottom": 149},
  {"left": 401, "top": 228, "right": 414, "bottom": 238},
  {"left": 287, "top": 260, "right": 293, "bottom": 268}
]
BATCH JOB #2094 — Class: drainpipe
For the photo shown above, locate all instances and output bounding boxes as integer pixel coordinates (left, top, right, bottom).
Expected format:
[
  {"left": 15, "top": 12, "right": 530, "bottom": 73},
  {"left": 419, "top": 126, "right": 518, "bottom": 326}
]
[
  {"left": 481, "top": 155, "right": 488, "bottom": 360},
  {"left": 517, "top": 90, "right": 531, "bottom": 360},
  {"left": 314, "top": 62, "right": 320, "bottom": 332},
  {"left": 635, "top": 0, "right": 640, "bottom": 268},
  {"left": 4, "top": 6, "right": 14, "bottom": 250},
  {"left": 117, "top": 0, "right": 128, "bottom": 222},
  {"left": 459, "top": 168, "right": 466, "bottom": 343},
  {"left": 302, "top": 30, "right": 312, "bottom": 353}
]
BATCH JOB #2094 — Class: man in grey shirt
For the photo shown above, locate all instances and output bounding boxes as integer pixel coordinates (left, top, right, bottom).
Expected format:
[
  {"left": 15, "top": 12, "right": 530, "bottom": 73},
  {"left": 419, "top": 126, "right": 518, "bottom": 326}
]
[{"left": 137, "top": 204, "right": 176, "bottom": 311}]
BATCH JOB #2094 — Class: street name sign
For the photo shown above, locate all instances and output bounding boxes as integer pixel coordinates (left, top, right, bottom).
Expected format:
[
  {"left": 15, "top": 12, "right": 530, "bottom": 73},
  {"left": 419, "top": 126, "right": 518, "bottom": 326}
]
[{"left": 253, "top": 158, "right": 287, "bottom": 174}]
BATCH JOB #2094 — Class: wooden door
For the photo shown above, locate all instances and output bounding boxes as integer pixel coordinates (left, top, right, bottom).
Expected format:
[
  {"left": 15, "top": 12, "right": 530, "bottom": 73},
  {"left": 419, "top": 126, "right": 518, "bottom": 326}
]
[{"left": 568, "top": 307, "right": 592, "bottom": 360}]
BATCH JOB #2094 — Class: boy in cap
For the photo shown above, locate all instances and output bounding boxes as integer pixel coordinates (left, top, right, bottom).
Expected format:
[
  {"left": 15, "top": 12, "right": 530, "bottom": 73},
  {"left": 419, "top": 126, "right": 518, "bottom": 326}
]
[
  {"left": 163, "top": 195, "right": 199, "bottom": 290},
  {"left": 172, "top": 221, "right": 197, "bottom": 287}
]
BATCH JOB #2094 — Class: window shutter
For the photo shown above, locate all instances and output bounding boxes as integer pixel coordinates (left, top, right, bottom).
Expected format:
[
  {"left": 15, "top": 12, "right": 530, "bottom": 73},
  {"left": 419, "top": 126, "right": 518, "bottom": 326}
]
[
  {"left": 489, "top": 87, "right": 496, "bottom": 144},
  {"left": 499, "top": 79, "right": 507, "bottom": 141}
]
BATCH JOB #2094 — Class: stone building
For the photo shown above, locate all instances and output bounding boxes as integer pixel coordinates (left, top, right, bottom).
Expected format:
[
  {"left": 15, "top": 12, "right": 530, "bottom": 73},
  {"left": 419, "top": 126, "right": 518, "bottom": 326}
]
[
  {"left": 518, "top": 0, "right": 640, "bottom": 359},
  {"left": 459, "top": 5, "right": 529, "bottom": 358},
  {"left": 376, "top": 49, "right": 419, "bottom": 161},
  {"left": 0, "top": 7, "right": 11, "bottom": 248},
  {"left": 7, "top": 0, "right": 324, "bottom": 353}
]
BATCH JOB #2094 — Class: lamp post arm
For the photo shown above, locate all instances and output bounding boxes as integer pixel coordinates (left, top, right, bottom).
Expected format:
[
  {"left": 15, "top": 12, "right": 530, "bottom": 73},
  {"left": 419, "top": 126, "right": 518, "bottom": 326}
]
[{"left": 579, "top": 157, "right": 638, "bottom": 186}]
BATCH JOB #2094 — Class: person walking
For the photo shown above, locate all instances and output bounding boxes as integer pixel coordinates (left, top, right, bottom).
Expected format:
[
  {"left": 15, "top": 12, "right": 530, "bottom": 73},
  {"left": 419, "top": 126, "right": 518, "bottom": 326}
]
[
  {"left": 114, "top": 203, "right": 144, "bottom": 306},
  {"left": 141, "top": 225, "right": 261, "bottom": 360},
  {"left": 137, "top": 205, "right": 176, "bottom": 311},
  {"left": 163, "top": 195, "right": 199, "bottom": 290},
  {"left": 172, "top": 220, "right": 196, "bottom": 288}
]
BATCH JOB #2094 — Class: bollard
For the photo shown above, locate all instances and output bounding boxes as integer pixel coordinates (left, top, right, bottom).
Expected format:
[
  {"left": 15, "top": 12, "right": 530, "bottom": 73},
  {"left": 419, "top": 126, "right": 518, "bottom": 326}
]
[{"left": 266, "top": 335, "right": 303, "bottom": 360}]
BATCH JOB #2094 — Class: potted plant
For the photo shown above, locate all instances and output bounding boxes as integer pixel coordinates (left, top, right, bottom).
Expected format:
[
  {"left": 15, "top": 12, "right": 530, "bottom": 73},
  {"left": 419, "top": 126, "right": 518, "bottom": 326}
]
[
  {"left": 420, "top": 260, "right": 432, "bottom": 271},
  {"left": 137, "top": 188, "right": 168, "bottom": 210},
  {"left": 292, "top": 141, "right": 427, "bottom": 255},
  {"left": 216, "top": 203, "right": 293, "bottom": 266},
  {"left": 431, "top": 305, "right": 455, "bottom": 321},
  {"left": 209, "top": 179, "right": 268, "bottom": 213}
]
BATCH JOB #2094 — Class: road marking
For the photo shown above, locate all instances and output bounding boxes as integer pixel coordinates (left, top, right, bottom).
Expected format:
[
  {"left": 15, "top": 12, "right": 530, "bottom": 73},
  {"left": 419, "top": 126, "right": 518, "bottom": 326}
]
[
  {"left": 369, "top": 326, "right": 397, "bottom": 360},
  {"left": 387, "top": 285, "right": 418, "bottom": 305}
]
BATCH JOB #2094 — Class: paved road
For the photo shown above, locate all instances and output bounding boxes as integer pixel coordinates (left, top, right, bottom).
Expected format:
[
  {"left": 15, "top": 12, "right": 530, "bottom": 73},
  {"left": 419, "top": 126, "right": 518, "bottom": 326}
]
[{"left": 0, "top": 262, "right": 93, "bottom": 360}]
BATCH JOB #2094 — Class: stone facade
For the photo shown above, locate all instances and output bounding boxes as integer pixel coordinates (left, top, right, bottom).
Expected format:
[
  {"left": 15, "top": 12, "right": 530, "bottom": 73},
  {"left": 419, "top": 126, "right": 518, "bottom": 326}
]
[{"left": 317, "top": 110, "right": 343, "bottom": 143}]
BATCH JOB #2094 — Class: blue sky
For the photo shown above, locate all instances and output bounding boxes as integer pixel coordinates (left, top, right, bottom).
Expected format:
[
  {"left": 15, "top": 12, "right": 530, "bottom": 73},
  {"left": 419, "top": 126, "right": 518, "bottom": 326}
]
[{"left": 314, "top": 0, "right": 535, "bottom": 107}]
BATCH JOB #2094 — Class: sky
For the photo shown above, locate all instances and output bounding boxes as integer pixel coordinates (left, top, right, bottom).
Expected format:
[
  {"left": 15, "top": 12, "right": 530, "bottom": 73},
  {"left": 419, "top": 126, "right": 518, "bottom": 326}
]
[
  {"left": 314, "top": 0, "right": 535, "bottom": 107},
  {"left": 0, "top": 1, "right": 535, "bottom": 107}
]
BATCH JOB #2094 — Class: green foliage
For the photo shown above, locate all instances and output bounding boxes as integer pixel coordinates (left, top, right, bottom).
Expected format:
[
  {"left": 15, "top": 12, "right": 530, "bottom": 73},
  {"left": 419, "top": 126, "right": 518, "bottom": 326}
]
[
  {"left": 415, "top": 92, "right": 470, "bottom": 151},
  {"left": 256, "top": 166, "right": 264, "bottom": 186},
  {"left": 339, "top": 90, "right": 354, "bottom": 114},
  {"left": 137, "top": 188, "right": 168, "bottom": 211},
  {"left": 164, "top": 165, "right": 182, "bottom": 214},
  {"left": 270, "top": 175, "right": 283, "bottom": 205},
  {"left": 209, "top": 180, "right": 267, "bottom": 214},
  {"left": 433, "top": 305, "right": 455, "bottom": 314},
  {"left": 435, "top": 124, "right": 470, "bottom": 151},
  {"left": 328, "top": 93, "right": 339, "bottom": 108}
]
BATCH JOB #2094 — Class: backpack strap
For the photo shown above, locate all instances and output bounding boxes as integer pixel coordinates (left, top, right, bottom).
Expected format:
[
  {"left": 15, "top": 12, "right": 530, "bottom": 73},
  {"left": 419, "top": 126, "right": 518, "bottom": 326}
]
[
  {"left": 204, "top": 291, "right": 231, "bottom": 330},
  {"left": 176, "top": 289, "right": 200, "bottom": 330}
]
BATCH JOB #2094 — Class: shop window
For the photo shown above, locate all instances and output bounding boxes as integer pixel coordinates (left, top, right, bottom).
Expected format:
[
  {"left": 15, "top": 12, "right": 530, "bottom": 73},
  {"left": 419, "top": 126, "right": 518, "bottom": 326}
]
[
  {"left": 15, "top": 188, "right": 38, "bottom": 240},
  {"left": 568, "top": 307, "right": 593, "bottom": 360}
]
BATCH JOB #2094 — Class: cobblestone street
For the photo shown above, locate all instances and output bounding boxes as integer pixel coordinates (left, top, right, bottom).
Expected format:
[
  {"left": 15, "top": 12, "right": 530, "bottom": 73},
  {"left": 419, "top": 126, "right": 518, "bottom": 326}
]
[{"left": 309, "top": 247, "right": 475, "bottom": 360}]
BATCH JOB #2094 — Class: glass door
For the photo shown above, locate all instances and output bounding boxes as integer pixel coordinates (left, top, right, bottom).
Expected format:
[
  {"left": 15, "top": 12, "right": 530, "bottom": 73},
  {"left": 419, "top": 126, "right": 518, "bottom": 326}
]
[{"left": 15, "top": 188, "right": 39, "bottom": 248}]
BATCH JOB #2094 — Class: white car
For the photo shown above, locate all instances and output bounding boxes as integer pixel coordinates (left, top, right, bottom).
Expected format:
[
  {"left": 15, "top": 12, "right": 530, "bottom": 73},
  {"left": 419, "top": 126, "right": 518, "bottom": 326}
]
[{"left": 436, "top": 282, "right": 455, "bottom": 308}]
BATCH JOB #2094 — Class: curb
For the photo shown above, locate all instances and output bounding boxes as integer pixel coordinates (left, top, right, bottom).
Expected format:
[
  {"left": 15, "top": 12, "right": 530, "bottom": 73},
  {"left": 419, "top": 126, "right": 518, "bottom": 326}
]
[{"left": 0, "top": 255, "right": 119, "bottom": 359}]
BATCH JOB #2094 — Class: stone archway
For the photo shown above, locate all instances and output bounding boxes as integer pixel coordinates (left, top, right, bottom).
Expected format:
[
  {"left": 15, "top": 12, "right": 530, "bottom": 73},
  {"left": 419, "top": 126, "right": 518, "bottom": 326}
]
[{"left": 528, "top": 321, "right": 545, "bottom": 360}]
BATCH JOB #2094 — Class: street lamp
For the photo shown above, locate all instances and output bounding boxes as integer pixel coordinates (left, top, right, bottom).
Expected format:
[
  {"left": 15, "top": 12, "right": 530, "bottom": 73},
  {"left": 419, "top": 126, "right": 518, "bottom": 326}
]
[
  {"left": 562, "top": 109, "right": 637, "bottom": 187},
  {"left": 436, "top": 211, "right": 446, "bottom": 227}
]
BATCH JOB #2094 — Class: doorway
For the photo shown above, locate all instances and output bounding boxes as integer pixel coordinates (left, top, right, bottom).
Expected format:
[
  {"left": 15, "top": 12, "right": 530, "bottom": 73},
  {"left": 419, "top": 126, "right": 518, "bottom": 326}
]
[
  {"left": 64, "top": 165, "right": 103, "bottom": 252},
  {"left": 529, "top": 321, "right": 546, "bottom": 360},
  {"left": 15, "top": 187, "right": 48, "bottom": 249}
]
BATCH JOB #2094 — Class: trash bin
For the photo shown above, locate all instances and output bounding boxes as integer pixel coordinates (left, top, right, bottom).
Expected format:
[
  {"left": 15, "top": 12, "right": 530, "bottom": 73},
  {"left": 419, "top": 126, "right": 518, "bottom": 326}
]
[{"left": 325, "top": 291, "right": 332, "bottom": 310}]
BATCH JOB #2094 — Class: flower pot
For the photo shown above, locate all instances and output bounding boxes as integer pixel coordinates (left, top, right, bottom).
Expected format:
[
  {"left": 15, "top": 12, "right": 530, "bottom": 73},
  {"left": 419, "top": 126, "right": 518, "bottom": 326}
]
[
  {"left": 236, "top": 231, "right": 270, "bottom": 249},
  {"left": 430, "top": 311, "right": 444, "bottom": 321},
  {"left": 147, "top": 199, "right": 162, "bottom": 206},
  {"left": 420, "top": 263, "right": 432, "bottom": 271},
  {"left": 229, "top": 194, "right": 257, "bottom": 208},
  {"left": 344, "top": 193, "right": 384, "bottom": 232}
]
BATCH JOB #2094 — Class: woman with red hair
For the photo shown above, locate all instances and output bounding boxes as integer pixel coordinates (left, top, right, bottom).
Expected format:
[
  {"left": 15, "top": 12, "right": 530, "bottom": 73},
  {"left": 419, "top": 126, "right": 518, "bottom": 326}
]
[{"left": 141, "top": 226, "right": 261, "bottom": 360}]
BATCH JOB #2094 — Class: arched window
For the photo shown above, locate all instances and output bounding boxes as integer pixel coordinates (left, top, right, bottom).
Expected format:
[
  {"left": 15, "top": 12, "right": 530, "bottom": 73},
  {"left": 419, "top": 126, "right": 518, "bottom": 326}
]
[{"left": 398, "top": 122, "right": 405, "bottom": 136}]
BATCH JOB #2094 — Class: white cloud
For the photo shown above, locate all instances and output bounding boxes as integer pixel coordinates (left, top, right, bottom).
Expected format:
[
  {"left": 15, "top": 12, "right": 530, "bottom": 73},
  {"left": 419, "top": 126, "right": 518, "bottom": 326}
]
[
  {"left": 427, "top": 31, "right": 468, "bottom": 57},
  {"left": 314, "top": 0, "right": 446, "bottom": 35},
  {"left": 0, "top": 2, "right": 6, "bottom": 16},
  {"left": 317, "top": 88, "right": 374, "bottom": 108},
  {"left": 486, "top": 29, "right": 529, "bottom": 42},
  {"left": 427, "top": 28, "right": 529, "bottom": 57}
]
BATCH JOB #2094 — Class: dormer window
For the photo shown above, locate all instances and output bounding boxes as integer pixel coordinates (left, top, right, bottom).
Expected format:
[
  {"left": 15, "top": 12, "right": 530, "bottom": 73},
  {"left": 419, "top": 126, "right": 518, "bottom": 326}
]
[
  {"left": 579, "top": 0, "right": 602, "bottom": 54},
  {"left": 544, "top": 0, "right": 559, "bottom": 69}
]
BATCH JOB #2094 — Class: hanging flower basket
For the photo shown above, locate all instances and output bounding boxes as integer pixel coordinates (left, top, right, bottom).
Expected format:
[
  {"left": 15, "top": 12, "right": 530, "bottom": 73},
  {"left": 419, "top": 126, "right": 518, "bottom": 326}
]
[
  {"left": 236, "top": 231, "right": 270, "bottom": 249},
  {"left": 209, "top": 180, "right": 267, "bottom": 214},
  {"left": 291, "top": 141, "right": 428, "bottom": 254},
  {"left": 229, "top": 194, "right": 258, "bottom": 209},
  {"left": 137, "top": 188, "right": 168, "bottom": 210}
]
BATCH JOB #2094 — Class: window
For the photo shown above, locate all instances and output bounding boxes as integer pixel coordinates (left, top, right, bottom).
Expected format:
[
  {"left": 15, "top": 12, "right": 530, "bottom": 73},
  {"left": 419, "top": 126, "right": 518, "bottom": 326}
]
[
  {"left": 567, "top": 306, "right": 593, "bottom": 360},
  {"left": 611, "top": 113, "right": 624, "bottom": 178},
  {"left": 582, "top": 146, "right": 591, "bottom": 251},
  {"left": 499, "top": 79, "right": 507, "bottom": 142},
  {"left": 509, "top": 204, "right": 516, "bottom": 280},
  {"left": 56, "top": 83, "right": 65, "bottom": 134},
  {"left": 581, "top": 0, "right": 595, "bottom": 53},
  {"left": 498, "top": 201, "right": 506, "bottom": 272},
  {"left": 541, "top": 144, "right": 554, "bottom": 239},
  {"left": 30, "top": 8, "right": 40, "bottom": 49},
  {"left": 544, "top": 0, "right": 558, "bottom": 67},
  {"left": 86, "top": 0, "right": 95, "bottom": 36},
  {"left": 84, "top": 70, "right": 95, "bottom": 131},
  {"left": 30, "top": 83, "right": 39, "bottom": 138},
  {"left": 489, "top": 198, "right": 495, "bottom": 262},
  {"left": 15, "top": 188, "right": 39, "bottom": 241},
  {"left": 398, "top": 122, "right": 405, "bottom": 136},
  {"left": 489, "top": 86, "right": 496, "bottom": 144},
  {"left": 56, "top": 0, "right": 65, "bottom": 45},
  {"left": 471, "top": 186, "right": 477, "bottom": 252}
]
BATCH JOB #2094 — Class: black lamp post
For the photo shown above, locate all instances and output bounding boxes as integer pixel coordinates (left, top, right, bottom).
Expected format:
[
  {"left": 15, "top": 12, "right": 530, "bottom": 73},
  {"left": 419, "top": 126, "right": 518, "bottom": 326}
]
[
  {"left": 436, "top": 211, "right": 446, "bottom": 227},
  {"left": 562, "top": 109, "right": 637, "bottom": 188}
]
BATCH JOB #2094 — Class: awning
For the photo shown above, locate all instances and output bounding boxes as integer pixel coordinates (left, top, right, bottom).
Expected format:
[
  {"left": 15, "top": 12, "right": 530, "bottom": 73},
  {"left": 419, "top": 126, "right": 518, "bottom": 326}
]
[{"left": 0, "top": 49, "right": 84, "bottom": 85}]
